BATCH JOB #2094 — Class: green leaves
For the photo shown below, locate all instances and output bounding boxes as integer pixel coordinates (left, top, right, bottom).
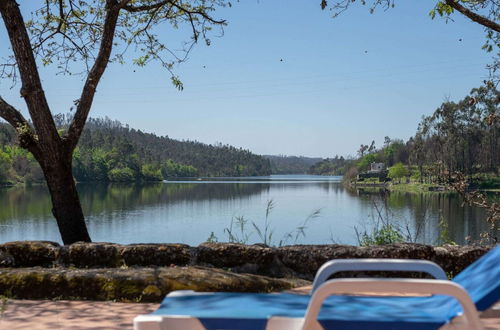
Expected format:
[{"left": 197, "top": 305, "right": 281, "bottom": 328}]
[
  {"left": 171, "top": 76, "right": 184, "bottom": 91},
  {"left": 436, "top": 1, "right": 454, "bottom": 16},
  {"left": 132, "top": 55, "right": 149, "bottom": 67},
  {"left": 429, "top": 8, "right": 437, "bottom": 19},
  {"left": 161, "top": 159, "right": 198, "bottom": 178},
  {"left": 387, "top": 162, "right": 408, "bottom": 182},
  {"left": 429, "top": 2, "right": 455, "bottom": 22},
  {"left": 358, "top": 223, "right": 405, "bottom": 246}
]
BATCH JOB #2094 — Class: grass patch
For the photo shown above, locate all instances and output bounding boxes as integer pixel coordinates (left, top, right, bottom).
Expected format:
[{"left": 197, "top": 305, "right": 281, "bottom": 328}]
[{"left": 388, "top": 182, "right": 446, "bottom": 193}]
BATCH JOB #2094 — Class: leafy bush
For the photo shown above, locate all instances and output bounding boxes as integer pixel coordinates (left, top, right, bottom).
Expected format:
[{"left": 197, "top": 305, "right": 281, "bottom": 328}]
[
  {"left": 357, "top": 154, "right": 378, "bottom": 171},
  {"left": 357, "top": 223, "right": 405, "bottom": 246},
  {"left": 436, "top": 216, "right": 456, "bottom": 245},
  {"left": 161, "top": 159, "right": 198, "bottom": 178},
  {"left": 141, "top": 164, "right": 163, "bottom": 181},
  {"left": 0, "top": 150, "right": 11, "bottom": 183},
  {"left": 388, "top": 162, "right": 408, "bottom": 183},
  {"left": 108, "top": 167, "right": 135, "bottom": 182}
]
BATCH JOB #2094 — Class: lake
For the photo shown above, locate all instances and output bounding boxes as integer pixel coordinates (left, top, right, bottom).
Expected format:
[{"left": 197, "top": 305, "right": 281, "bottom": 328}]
[{"left": 0, "top": 175, "right": 495, "bottom": 245}]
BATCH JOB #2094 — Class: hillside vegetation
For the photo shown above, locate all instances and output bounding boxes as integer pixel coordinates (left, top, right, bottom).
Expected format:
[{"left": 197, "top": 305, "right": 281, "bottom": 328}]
[
  {"left": 0, "top": 117, "right": 271, "bottom": 184},
  {"left": 311, "top": 83, "right": 499, "bottom": 187},
  {"left": 264, "top": 155, "right": 322, "bottom": 174}
]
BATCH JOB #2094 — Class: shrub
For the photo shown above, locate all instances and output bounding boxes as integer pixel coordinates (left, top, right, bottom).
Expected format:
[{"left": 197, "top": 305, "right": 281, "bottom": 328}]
[
  {"left": 0, "top": 150, "right": 11, "bottom": 183},
  {"left": 108, "top": 167, "right": 135, "bottom": 182},
  {"left": 388, "top": 162, "right": 408, "bottom": 183},
  {"left": 357, "top": 223, "right": 405, "bottom": 246},
  {"left": 141, "top": 164, "right": 163, "bottom": 181}
]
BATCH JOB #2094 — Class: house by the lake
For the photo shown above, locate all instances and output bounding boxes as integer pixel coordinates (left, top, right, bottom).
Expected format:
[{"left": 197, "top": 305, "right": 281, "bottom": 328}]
[
  {"left": 357, "top": 162, "right": 388, "bottom": 182},
  {"left": 369, "top": 162, "right": 386, "bottom": 173}
]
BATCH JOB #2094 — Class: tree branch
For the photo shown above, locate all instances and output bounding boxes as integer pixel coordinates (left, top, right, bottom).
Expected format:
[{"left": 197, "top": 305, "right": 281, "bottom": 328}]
[
  {"left": 65, "top": 0, "right": 126, "bottom": 151},
  {"left": 123, "top": 1, "right": 169, "bottom": 12},
  {"left": 123, "top": 0, "right": 226, "bottom": 24},
  {"left": 445, "top": 0, "right": 500, "bottom": 32},
  {"left": 169, "top": 2, "right": 226, "bottom": 24},
  {"left": 0, "top": 96, "right": 41, "bottom": 155},
  {"left": 0, "top": 96, "right": 29, "bottom": 129}
]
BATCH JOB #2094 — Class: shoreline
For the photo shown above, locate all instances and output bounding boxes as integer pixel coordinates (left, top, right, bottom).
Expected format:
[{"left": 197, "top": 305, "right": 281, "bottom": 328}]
[{"left": 350, "top": 181, "right": 499, "bottom": 194}]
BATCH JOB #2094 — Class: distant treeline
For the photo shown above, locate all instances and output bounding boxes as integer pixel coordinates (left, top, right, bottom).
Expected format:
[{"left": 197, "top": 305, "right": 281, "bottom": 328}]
[
  {"left": 308, "top": 156, "right": 353, "bottom": 176},
  {"left": 265, "top": 155, "right": 322, "bottom": 174},
  {"left": 0, "top": 117, "right": 272, "bottom": 184},
  {"left": 310, "top": 83, "right": 499, "bottom": 182}
]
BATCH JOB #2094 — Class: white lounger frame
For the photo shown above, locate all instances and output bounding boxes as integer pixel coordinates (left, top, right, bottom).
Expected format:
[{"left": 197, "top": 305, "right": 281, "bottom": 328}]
[
  {"left": 310, "top": 258, "right": 448, "bottom": 292},
  {"left": 134, "top": 259, "right": 488, "bottom": 330}
]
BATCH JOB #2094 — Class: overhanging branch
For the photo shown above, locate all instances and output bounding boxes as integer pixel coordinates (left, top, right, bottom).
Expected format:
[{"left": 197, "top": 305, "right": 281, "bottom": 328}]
[
  {"left": 0, "top": 96, "right": 30, "bottom": 129},
  {"left": 123, "top": 0, "right": 170, "bottom": 12},
  {"left": 445, "top": 0, "right": 500, "bottom": 32},
  {"left": 0, "top": 96, "right": 40, "bottom": 154},
  {"left": 123, "top": 1, "right": 226, "bottom": 24}
]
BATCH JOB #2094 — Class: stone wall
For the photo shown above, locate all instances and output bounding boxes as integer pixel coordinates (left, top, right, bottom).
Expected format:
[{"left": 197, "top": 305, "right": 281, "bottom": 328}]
[
  {"left": 0, "top": 266, "right": 306, "bottom": 302},
  {"left": 0, "top": 241, "right": 492, "bottom": 302},
  {"left": 0, "top": 241, "right": 491, "bottom": 277}
]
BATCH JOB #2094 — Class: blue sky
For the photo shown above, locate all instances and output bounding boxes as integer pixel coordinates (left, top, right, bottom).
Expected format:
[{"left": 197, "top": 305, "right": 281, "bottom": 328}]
[{"left": 0, "top": 0, "right": 492, "bottom": 157}]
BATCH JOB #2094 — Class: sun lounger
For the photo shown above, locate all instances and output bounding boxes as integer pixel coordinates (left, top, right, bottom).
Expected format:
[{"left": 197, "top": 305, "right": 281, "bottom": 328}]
[{"left": 134, "top": 245, "right": 499, "bottom": 330}]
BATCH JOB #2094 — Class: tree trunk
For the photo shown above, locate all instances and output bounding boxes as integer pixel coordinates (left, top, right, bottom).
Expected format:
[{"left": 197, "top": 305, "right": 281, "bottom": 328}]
[{"left": 43, "top": 160, "right": 91, "bottom": 245}]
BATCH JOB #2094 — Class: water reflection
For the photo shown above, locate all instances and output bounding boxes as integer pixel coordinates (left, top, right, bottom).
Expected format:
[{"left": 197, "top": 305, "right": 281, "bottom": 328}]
[
  {"left": 0, "top": 175, "right": 496, "bottom": 245},
  {"left": 351, "top": 188, "right": 494, "bottom": 245}
]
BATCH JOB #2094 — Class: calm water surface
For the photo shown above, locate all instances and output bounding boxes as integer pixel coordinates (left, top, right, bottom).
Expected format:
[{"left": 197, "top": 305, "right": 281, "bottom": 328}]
[{"left": 0, "top": 175, "right": 495, "bottom": 245}]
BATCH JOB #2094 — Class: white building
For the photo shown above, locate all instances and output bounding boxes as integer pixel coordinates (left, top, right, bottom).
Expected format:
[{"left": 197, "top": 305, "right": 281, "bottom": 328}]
[{"left": 369, "top": 162, "right": 386, "bottom": 173}]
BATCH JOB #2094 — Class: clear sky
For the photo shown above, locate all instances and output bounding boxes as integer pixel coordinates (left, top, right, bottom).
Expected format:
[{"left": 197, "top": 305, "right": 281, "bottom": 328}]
[{"left": 0, "top": 0, "right": 492, "bottom": 158}]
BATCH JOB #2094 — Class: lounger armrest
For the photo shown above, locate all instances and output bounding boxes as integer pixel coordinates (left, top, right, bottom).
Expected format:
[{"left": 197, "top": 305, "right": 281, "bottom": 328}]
[
  {"left": 303, "top": 279, "right": 483, "bottom": 330},
  {"left": 134, "top": 315, "right": 205, "bottom": 330},
  {"left": 311, "top": 259, "right": 447, "bottom": 293}
]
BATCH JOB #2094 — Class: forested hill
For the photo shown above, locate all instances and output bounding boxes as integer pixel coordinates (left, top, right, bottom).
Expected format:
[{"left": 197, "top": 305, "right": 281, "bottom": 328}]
[
  {"left": 264, "top": 155, "right": 322, "bottom": 174},
  {"left": 0, "top": 117, "right": 271, "bottom": 183},
  {"left": 77, "top": 118, "right": 272, "bottom": 177}
]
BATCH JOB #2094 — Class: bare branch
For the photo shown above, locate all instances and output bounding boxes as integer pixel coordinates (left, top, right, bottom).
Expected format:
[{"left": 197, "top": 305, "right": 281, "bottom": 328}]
[
  {"left": 170, "top": 2, "right": 226, "bottom": 24},
  {"left": 0, "top": 62, "right": 17, "bottom": 84},
  {"left": 123, "top": 1, "right": 170, "bottom": 12},
  {"left": 124, "top": 0, "right": 226, "bottom": 24}
]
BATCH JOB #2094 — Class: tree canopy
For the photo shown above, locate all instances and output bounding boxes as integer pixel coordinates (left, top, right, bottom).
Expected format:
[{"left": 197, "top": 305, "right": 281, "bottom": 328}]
[
  {"left": 387, "top": 162, "right": 408, "bottom": 182},
  {"left": 0, "top": 0, "right": 228, "bottom": 244}
]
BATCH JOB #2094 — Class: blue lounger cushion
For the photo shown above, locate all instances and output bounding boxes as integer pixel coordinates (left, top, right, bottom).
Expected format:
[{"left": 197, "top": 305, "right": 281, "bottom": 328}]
[
  {"left": 451, "top": 245, "right": 500, "bottom": 311},
  {"left": 153, "top": 293, "right": 457, "bottom": 330},
  {"left": 152, "top": 245, "right": 499, "bottom": 330}
]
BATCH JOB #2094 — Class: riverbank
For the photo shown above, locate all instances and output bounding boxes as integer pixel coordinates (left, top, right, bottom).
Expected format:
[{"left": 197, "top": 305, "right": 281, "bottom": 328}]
[
  {"left": 353, "top": 180, "right": 500, "bottom": 193},
  {"left": 352, "top": 181, "right": 448, "bottom": 193},
  {"left": 387, "top": 182, "right": 448, "bottom": 193}
]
